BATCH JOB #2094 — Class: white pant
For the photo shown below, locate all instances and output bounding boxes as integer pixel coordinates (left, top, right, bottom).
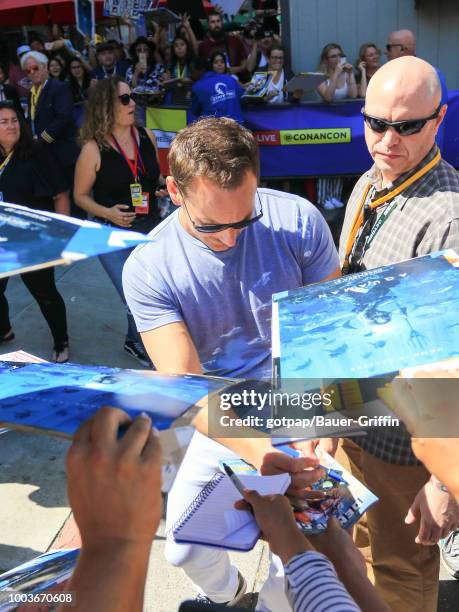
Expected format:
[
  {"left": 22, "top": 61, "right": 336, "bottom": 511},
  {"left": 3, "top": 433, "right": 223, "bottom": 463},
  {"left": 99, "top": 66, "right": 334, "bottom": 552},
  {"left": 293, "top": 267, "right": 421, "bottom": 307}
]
[{"left": 165, "top": 431, "right": 292, "bottom": 611}]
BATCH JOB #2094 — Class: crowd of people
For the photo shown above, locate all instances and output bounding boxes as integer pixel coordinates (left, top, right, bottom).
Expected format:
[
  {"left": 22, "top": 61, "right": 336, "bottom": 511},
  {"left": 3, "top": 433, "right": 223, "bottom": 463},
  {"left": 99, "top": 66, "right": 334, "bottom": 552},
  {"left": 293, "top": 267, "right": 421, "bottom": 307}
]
[
  {"left": 58, "top": 53, "right": 458, "bottom": 612},
  {"left": 1, "top": 6, "right": 459, "bottom": 611}
]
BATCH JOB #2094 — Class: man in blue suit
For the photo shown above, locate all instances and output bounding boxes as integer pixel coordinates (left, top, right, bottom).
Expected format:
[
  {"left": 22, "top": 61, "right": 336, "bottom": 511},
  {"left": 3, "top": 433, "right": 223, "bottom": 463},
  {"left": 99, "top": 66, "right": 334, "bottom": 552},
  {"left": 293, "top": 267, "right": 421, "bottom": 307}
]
[{"left": 21, "top": 51, "right": 80, "bottom": 215}]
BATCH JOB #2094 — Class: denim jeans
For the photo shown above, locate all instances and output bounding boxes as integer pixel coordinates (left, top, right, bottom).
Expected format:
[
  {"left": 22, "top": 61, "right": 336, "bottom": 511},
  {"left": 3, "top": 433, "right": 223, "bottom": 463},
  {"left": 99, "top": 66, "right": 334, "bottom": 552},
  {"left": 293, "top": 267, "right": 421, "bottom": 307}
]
[{"left": 98, "top": 247, "right": 140, "bottom": 344}]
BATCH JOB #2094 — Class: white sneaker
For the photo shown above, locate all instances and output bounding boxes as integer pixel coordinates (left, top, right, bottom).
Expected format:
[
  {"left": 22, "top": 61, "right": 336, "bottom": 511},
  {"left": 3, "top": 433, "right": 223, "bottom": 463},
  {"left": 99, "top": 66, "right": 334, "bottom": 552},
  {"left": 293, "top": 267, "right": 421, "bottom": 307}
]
[
  {"left": 331, "top": 197, "right": 345, "bottom": 208},
  {"left": 194, "top": 571, "right": 247, "bottom": 606},
  {"left": 323, "top": 199, "right": 335, "bottom": 210}
]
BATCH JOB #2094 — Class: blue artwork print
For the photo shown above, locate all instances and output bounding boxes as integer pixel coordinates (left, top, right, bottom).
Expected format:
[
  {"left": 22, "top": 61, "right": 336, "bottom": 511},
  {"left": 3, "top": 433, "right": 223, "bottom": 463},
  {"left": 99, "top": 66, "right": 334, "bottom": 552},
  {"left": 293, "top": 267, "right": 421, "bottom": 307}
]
[
  {"left": 273, "top": 252, "right": 459, "bottom": 379},
  {"left": 0, "top": 363, "right": 233, "bottom": 437},
  {"left": 75, "top": 0, "right": 95, "bottom": 39},
  {"left": 0, "top": 203, "right": 150, "bottom": 279}
]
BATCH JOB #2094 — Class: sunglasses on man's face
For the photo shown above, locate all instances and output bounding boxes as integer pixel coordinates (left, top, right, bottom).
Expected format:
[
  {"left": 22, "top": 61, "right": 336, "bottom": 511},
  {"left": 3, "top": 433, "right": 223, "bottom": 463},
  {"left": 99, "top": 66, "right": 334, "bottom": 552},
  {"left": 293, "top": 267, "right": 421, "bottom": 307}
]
[
  {"left": 25, "top": 66, "right": 40, "bottom": 74},
  {"left": 179, "top": 188, "right": 264, "bottom": 234},
  {"left": 385, "top": 44, "right": 404, "bottom": 52},
  {"left": 118, "top": 93, "right": 134, "bottom": 106},
  {"left": 361, "top": 103, "right": 442, "bottom": 136}
]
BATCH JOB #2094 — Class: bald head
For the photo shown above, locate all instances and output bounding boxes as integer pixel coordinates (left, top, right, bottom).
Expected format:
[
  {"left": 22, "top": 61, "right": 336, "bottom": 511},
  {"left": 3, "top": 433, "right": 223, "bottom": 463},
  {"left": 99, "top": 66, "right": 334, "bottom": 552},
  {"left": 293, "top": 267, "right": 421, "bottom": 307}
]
[
  {"left": 386, "top": 29, "right": 416, "bottom": 60},
  {"left": 364, "top": 56, "right": 446, "bottom": 186},
  {"left": 367, "top": 56, "right": 441, "bottom": 114}
]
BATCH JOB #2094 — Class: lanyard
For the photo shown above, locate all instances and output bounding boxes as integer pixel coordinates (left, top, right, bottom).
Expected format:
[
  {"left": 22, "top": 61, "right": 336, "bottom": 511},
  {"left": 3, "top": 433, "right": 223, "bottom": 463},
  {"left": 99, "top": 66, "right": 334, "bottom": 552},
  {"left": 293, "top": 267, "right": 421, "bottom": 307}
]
[
  {"left": 348, "top": 199, "right": 398, "bottom": 270},
  {"left": 0, "top": 152, "right": 13, "bottom": 178},
  {"left": 342, "top": 149, "right": 442, "bottom": 272},
  {"left": 30, "top": 81, "right": 45, "bottom": 121},
  {"left": 111, "top": 128, "right": 145, "bottom": 181},
  {"left": 176, "top": 63, "right": 187, "bottom": 79}
]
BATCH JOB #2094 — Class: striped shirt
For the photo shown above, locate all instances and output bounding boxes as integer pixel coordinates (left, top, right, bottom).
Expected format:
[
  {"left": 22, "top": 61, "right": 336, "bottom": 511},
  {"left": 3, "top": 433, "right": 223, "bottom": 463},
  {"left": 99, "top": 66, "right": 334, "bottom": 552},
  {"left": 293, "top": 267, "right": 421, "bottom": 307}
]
[
  {"left": 285, "top": 551, "right": 360, "bottom": 612},
  {"left": 338, "top": 146, "right": 459, "bottom": 464}
]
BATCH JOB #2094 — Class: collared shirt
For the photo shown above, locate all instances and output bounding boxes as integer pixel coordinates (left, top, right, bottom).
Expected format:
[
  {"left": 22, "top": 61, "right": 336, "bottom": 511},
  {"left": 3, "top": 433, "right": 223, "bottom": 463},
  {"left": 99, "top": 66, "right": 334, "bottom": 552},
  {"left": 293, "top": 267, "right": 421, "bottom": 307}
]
[{"left": 339, "top": 146, "right": 459, "bottom": 465}]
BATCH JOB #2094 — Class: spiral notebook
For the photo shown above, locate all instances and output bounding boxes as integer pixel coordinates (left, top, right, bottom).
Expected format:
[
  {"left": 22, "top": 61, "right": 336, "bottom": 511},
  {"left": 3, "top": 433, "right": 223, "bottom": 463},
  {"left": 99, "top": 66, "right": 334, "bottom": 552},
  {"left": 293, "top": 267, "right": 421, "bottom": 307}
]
[{"left": 170, "top": 472, "right": 291, "bottom": 551}]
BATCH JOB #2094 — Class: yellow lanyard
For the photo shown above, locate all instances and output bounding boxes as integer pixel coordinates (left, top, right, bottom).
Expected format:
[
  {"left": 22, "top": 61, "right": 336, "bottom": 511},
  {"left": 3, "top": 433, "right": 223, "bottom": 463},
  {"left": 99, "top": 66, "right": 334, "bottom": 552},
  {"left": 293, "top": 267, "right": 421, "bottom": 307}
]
[
  {"left": 30, "top": 82, "right": 45, "bottom": 121},
  {"left": 342, "top": 149, "right": 442, "bottom": 272},
  {"left": 0, "top": 151, "right": 13, "bottom": 177},
  {"left": 176, "top": 63, "right": 186, "bottom": 80}
]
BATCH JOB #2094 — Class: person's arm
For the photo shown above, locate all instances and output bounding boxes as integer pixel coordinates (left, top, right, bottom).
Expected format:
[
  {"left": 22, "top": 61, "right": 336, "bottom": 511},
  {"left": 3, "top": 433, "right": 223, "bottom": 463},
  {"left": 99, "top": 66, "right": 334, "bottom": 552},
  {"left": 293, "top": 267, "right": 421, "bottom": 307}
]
[
  {"left": 405, "top": 477, "right": 459, "bottom": 545},
  {"left": 73, "top": 141, "right": 136, "bottom": 227},
  {"left": 391, "top": 370, "right": 459, "bottom": 502},
  {"left": 130, "top": 64, "right": 143, "bottom": 89},
  {"left": 236, "top": 493, "right": 376, "bottom": 612},
  {"left": 83, "top": 36, "right": 98, "bottom": 69},
  {"left": 58, "top": 407, "right": 162, "bottom": 612},
  {"left": 246, "top": 43, "right": 258, "bottom": 74},
  {"left": 141, "top": 322, "right": 203, "bottom": 374},
  {"left": 181, "top": 13, "right": 199, "bottom": 57},
  {"left": 53, "top": 192, "right": 70, "bottom": 216},
  {"left": 357, "top": 62, "right": 367, "bottom": 97},
  {"left": 346, "top": 69, "right": 358, "bottom": 99},
  {"left": 311, "top": 518, "right": 390, "bottom": 612},
  {"left": 317, "top": 65, "right": 343, "bottom": 103}
]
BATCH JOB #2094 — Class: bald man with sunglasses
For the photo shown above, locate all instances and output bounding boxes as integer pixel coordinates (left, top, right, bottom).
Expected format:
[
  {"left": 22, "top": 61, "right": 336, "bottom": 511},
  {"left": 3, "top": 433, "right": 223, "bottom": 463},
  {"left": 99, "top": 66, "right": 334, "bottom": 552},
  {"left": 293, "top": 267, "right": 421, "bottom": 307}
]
[{"left": 337, "top": 56, "right": 459, "bottom": 612}]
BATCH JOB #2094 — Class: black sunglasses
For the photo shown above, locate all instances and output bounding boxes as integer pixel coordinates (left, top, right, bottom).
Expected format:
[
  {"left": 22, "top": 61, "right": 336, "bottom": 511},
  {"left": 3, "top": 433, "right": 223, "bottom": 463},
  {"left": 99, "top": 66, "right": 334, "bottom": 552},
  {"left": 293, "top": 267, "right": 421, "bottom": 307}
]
[
  {"left": 385, "top": 43, "right": 405, "bottom": 52},
  {"left": 180, "top": 189, "right": 263, "bottom": 234},
  {"left": 118, "top": 93, "right": 134, "bottom": 106},
  {"left": 361, "top": 103, "right": 442, "bottom": 136}
]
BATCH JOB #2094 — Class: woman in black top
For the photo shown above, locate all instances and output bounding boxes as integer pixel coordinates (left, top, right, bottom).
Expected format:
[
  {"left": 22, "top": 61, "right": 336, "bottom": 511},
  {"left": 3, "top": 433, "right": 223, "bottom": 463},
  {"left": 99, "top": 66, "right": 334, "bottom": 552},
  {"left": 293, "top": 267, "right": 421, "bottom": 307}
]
[
  {"left": 74, "top": 76, "right": 163, "bottom": 366},
  {"left": 0, "top": 101, "right": 70, "bottom": 362}
]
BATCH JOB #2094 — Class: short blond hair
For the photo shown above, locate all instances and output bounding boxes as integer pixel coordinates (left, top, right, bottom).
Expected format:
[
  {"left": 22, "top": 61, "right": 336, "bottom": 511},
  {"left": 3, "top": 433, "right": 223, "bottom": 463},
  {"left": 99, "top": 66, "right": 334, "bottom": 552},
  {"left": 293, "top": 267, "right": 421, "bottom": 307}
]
[{"left": 168, "top": 117, "right": 259, "bottom": 194}]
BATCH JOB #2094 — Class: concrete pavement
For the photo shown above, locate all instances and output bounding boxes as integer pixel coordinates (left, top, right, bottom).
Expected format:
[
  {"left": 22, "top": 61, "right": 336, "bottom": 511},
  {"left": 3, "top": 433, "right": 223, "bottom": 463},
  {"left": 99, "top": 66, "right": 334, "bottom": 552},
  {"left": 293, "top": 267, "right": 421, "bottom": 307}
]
[
  {"left": 0, "top": 256, "right": 457, "bottom": 610},
  {"left": 0, "top": 256, "right": 269, "bottom": 611}
]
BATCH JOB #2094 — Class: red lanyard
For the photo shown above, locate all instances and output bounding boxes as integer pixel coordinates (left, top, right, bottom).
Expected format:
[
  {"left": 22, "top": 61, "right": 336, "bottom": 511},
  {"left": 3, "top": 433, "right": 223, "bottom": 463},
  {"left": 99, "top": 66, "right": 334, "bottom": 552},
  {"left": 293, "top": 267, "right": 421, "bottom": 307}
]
[{"left": 111, "top": 128, "right": 145, "bottom": 181}]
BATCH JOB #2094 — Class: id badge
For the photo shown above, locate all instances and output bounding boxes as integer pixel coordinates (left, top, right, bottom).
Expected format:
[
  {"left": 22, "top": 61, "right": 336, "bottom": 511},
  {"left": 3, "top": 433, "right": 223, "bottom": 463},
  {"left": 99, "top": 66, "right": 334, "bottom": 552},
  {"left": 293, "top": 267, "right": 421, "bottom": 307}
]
[
  {"left": 130, "top": 182, "right": 143, "bottom": 207},
  {"left": 135, "top": 192, "right": 150, "bottom": 215}
]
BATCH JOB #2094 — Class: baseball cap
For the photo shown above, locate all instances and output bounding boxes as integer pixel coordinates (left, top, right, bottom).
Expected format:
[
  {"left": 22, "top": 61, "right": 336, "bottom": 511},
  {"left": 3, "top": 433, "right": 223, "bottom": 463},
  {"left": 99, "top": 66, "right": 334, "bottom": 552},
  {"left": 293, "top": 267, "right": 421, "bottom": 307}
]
[
  {"left": 17, "top": 44, "right": 31, "bottom": 58},
  {"left": 96, "top": 41, "right": 115, "bottom": 54}
]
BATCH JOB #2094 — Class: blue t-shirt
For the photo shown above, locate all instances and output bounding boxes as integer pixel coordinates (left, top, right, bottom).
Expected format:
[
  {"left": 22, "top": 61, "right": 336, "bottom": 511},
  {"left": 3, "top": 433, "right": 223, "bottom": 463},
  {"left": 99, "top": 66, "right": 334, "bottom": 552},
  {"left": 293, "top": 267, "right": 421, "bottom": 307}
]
[
  {"left": 123, "top": 188, "right": 339, "bottom": 379},
  {"left": 191, "top": 71, "right": 244, "bottom": 123}
]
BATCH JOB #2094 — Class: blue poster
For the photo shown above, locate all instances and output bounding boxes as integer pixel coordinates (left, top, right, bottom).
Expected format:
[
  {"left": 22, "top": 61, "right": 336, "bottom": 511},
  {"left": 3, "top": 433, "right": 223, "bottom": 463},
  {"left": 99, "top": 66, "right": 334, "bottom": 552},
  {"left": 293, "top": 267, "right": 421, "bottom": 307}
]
[
  {"left": 0, "top": 362, "right": 234, "bottom": 436},
  {"left": 75, "top": 0, "right": 95, "bottom": 40},
  {"left": 272, "top": 251, "right": 459, "bottom": 379}
]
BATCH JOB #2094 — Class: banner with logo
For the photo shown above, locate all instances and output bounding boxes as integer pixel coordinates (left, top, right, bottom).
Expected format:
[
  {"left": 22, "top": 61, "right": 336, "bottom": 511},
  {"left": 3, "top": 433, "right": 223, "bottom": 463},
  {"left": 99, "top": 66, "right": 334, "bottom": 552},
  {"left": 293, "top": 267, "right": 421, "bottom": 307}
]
[
  {"left": 244, "top": 101, "right": 371, "bottom": 177},
  {"left": 145, "top": 92, "right": 459, "bottom": 178}
]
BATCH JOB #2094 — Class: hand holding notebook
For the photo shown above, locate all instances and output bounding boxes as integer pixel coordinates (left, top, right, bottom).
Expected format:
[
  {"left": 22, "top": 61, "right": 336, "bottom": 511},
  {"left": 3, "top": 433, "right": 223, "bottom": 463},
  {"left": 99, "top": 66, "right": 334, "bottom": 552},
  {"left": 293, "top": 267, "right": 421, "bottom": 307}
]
[{"left": 170, "top": 472, "right": 291, "bottom": 551}]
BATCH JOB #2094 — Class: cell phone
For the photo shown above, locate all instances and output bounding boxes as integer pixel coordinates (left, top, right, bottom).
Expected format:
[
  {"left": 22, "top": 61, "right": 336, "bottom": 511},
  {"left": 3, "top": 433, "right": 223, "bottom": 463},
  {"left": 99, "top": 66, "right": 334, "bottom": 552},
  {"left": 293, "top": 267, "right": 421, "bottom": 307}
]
[
  {"left": 339, "top": 56, "right": 347, "bottom": 66},
  {"left": 138, "top": 52, "right": 148, "bottom": 68},
  {"left": 44, "top": 42, "right": 54, "bottom": 51}
]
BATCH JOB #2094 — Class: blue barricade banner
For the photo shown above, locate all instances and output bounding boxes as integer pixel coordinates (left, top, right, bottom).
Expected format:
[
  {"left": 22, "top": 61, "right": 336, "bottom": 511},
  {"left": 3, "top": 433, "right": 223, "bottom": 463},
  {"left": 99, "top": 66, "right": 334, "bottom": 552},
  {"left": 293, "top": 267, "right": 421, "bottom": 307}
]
[
  {"left": 244, "top": 91, "right": 459, "bottom": 178},
  {"left": 142, "top": 91, "right": 459, "bottom": 178}
]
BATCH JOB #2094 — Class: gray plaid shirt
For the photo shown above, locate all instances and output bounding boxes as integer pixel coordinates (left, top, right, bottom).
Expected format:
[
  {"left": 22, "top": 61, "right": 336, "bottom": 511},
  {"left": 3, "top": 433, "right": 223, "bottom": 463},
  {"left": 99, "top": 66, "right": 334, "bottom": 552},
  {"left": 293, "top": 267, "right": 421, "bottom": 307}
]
[{"left": 338, "top": 146, "right": 459, "bottom": 464}]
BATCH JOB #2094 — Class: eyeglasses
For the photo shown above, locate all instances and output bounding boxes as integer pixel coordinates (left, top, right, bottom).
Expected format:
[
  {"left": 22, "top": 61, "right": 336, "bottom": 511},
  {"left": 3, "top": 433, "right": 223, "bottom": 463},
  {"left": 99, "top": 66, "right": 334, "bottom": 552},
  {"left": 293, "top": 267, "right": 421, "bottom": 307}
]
[
  {"left": 361, "top": 103, "right": 442, "bottom": 136},
  {"left": 385, "top": 44, "right": 404, "bottom": 52},
  {"left": 118, "top": 93, "right": 134, "bottom": 106},
  {"left": 328, "top": 53, "right": 343, "bottom": 60},
  {"left": 25, "top": 66, "right": 40, "bottom": 74},
  {"left": 179, "top": 188, "right": 263, "bottom": 233}
]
